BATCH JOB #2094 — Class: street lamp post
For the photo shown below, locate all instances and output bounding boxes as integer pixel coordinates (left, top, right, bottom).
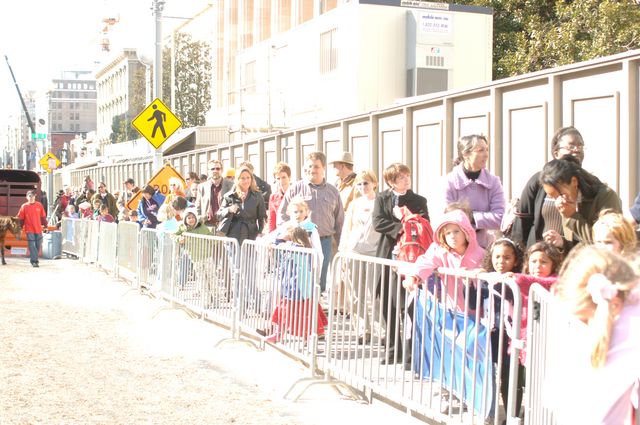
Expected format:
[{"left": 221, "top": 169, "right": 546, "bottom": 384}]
[{"left": 151, "top": 0, "right": 166, "bottom": 173}]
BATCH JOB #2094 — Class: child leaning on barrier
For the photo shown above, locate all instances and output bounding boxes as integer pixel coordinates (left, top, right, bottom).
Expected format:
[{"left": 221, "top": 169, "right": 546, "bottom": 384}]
[
  {"left": 266, "top": 226, "right": 328, "bottom": 343},
  {"left": 264, "top": 196, "right": 323, "bottom": 262},
  {"left": 174, "top": 209, "right": 212, "bottom": 287},
  {"left": 495, "top": 241, "right": 562, "bottom": 419},
  {"left": 400, "top": 208, "right": 485, "bottom": 310},
  {"left": 96, "top": 204, "right": 115, "bottom": 223},
  {"left": 552, "top": 246, "right": 640, "bottom": 425},
  {"left": 474, "top": 238, "right": 525, "bottom": 419}
]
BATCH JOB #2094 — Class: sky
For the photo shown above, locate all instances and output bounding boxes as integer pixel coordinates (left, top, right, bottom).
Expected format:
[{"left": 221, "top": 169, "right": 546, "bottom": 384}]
[{"left": 0, "top": 0, "right": 207, "bottom": 128}]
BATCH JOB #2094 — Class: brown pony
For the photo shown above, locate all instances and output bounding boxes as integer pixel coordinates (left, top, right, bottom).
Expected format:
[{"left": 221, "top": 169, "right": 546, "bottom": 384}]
[{"left": 0, "top": 216, "right": 22, "bottom": 265}]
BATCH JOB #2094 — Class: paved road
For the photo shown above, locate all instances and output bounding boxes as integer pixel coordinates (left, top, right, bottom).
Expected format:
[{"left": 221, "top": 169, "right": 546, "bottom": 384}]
[{"left": 0, "top": 257, "right": 426, "bottom": 425}]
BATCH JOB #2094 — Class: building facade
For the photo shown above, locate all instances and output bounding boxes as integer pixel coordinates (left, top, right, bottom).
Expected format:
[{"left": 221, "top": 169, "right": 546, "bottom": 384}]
[
  {"left": 45, "top": 71, "right": 97, "bottom": 162},
  {"left": 195, "top": 0, "right": 492, "bottom": 141},
  {"left": 95, "top": 49, "right": 149, "bottom": 151}
]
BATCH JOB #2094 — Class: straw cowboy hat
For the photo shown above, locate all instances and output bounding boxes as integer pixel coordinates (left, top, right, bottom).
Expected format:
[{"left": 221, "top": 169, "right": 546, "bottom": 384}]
[{"left": 329, "top": 151, "right": 354, "bottom": 165}]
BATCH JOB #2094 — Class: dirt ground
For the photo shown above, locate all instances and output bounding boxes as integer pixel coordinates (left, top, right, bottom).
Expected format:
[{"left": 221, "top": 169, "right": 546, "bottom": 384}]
[{"left": 0, "top": 257, "right": 426, "bottom": 425}]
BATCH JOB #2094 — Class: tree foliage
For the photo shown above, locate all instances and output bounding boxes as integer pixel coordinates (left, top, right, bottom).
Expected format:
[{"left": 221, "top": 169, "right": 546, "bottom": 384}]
[
  {"left": 172, "top": 32, "right": 212, "bottom": 128},
  {"left": 458, "top": 0, "right": 640, "bottom": 79}
]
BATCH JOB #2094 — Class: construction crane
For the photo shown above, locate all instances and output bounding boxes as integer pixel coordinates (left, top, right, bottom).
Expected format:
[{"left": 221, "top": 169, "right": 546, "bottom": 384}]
[{"left": 4, "top": 55, "right": 35, "bottom": 136}]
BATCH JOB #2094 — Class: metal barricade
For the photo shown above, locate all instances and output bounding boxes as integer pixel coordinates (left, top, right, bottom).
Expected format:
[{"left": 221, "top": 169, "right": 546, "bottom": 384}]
[
  {"left": 238, "top": 240, "right": 323, "bottom": 367},
  {"left": 116, "top": 221, "right": 139, "bottom": 283},
  {"left": 82, "top": 220, "right": 100, "bottom": 264},
  {"left": 137, "top": 228, "right": 162, "bottom": 291},
  {"left": 61, "top": 217, "right": 84, "bottom": 258},
  {"left": 525, "top": 284, "right": 588, "bottom": 425},
  {"left": 172, "top": 233, "right": 239, "bottom": 326},
  {"left": 96, "top": 222, "right": 118, "bottom": 273},
  {"left": 325, "top": 252, "right": 524, "bottom": 425}
]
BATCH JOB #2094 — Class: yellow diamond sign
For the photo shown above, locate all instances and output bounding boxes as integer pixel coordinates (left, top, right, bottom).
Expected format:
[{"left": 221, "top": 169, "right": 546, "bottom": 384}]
[
  {"left": 125, "top": 163, "right": 186, "bottom": 212},
  {"left": 39, "top": 151, "right": 61, "bottom": 173},
  {"left": 132, "top": 98, "right": 182, "bottom": 149}
]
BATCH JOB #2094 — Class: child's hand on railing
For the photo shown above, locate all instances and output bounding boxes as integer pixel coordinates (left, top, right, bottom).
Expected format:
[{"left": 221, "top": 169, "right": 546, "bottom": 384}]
[{"left": 402, "top": 275, "right": 420, "bottom": 292}]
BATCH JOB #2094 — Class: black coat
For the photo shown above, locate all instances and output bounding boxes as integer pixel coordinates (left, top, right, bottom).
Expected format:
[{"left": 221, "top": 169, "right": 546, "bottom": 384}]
[
  {"left": 511, "top": 171, "right": 544, "bottom": 248},
  {"left": 373, "top": 189, "right": 429, "bottom": 259},
  {"left": 217, "top": 190, "right": 267, "bottom": 246}
]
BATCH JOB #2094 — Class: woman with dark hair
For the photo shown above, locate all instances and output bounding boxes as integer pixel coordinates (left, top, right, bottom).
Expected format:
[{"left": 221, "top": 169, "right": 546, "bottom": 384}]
[
  {"left": 443, "top": 134, "right": 505, "bottom": 248},
  {"left": 539, "top": 155, "right": 622, "bottom": 246},
  {"left": 512, "top": 126, "right": 587, "bottom": 248}
]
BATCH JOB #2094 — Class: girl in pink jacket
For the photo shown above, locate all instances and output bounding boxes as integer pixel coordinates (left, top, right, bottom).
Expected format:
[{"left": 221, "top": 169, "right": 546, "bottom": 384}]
[{"left": 401, "top": 208, "right": 485, "bottom": 311}]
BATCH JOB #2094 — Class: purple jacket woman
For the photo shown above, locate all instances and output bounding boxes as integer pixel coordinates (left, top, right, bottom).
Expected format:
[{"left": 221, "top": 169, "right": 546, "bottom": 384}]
[{"left": 444, "top": 135, "right": 505, "bottom": 248}]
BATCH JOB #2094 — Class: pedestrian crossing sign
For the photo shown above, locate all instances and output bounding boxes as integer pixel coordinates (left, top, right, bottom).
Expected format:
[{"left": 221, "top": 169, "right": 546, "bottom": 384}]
[
  {"left": 132, "top": 98, "right": 182, "bottom": 149},
  {"left": 39, "top": 151, "right": 61, "bottom": 173}
]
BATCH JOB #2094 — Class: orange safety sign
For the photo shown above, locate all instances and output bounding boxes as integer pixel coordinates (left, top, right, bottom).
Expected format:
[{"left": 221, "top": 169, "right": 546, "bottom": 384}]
[{"left": 126, "top": 163, "right": 186, "bottom": 211}]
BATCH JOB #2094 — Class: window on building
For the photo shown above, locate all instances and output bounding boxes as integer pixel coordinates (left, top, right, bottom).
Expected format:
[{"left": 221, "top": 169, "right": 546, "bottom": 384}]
[
  {"left": 322, "top": 0, "right": 338, "bottom": 13},
  {"left": 320, "top": 28, "right": 338, "bottom": 74},
  {"left": 299, "top": 0, "right": 314, "bottom": 24},
  {"left": 244, "top": 61, "right": 256, "bottom": 94}
]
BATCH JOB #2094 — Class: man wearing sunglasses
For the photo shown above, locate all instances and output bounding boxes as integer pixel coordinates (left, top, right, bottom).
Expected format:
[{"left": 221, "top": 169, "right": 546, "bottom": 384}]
[{"left": 195, "top": 159, "right": 233, "bottom": 227}]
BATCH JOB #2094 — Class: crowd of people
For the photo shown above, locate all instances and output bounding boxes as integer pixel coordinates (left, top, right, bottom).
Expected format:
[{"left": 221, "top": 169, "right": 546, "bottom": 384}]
[{"left": 52, "top": 127, "right": 640, "bottom": 423}]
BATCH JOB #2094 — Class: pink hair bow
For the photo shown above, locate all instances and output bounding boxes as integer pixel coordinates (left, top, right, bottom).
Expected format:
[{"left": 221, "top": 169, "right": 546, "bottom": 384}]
[{"left": 586, "top": 273, "right": 618, "bottom": 305}]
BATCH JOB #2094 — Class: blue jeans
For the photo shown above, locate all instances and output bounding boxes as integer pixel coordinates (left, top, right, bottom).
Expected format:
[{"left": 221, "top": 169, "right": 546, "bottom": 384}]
[
  {"left": 27, "top": 233, "right": 43, "bottom": 264},
  {"left": 319, "top": 236, "right": 333, "bottom": 293}
]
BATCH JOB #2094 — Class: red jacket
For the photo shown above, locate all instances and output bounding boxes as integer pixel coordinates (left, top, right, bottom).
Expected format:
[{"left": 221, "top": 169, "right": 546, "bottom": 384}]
[{"left": 17, "top": 201, "right": 46, "bottom": 234}]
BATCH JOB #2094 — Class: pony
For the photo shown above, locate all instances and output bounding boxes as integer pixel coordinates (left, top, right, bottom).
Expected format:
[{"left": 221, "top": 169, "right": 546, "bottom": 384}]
[{"left": 0, "top": 216, "right": 23, "bottom": 265}]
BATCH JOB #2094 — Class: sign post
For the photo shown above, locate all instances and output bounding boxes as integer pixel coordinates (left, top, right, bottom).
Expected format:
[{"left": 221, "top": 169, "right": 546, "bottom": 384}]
[
  {"left": 132, "top": 98, "right": 182, "bottom": 173},
  {"left": 39, "top": 151, "right": 61, "bottom": 217}
]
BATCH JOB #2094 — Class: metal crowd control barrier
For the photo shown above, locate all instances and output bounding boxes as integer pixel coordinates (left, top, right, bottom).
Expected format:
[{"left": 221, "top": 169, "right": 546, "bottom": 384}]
[
  {"left": 525, "top": 284, "right": 590, "bottom": 425},
  {"left": 238, "top": 240, "right": 323, "bottom": 369},
  {"left": 171, "top": 233, "right": 239, "bottom": 327},
  {"left": 61, "top": 217, "right": 86, "bottom": 258},
  {"left": 116, "top": 221, "right": 139, "bottom": 282},
  {"left": 325, "top": 252, "right": 524, "bottom": 425},
  {"left": 138, "top": 228, "right": 163, "bottom": 292},
  {"left": 97, "top": 222, "right": 118, "bottom": 273},
  {"left": 83, "top": 220, "right": 100, "bottom": 264}
]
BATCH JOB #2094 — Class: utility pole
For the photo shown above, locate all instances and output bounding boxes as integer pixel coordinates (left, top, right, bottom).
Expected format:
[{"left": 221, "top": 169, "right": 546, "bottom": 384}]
[{"left": 152, "top": 0, "right": 165, "bottom": 173}]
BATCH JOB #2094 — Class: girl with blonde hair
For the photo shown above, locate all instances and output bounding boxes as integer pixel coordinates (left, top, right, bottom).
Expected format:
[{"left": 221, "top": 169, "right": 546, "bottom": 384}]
[
  {"left": 554, "top": 246, "right": 640, "bottom": 424},
  {"left": 592, "top": 209, "right": 637, "bottom": 256}
]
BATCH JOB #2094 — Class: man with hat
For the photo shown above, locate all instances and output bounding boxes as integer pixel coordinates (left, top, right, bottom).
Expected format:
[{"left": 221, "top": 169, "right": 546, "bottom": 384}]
[
  {"left": 329, "top": 151, "right": 357, "bottom": 212},
  {"left": 17, "top": 190, "right": 47, "bottom": 267}
]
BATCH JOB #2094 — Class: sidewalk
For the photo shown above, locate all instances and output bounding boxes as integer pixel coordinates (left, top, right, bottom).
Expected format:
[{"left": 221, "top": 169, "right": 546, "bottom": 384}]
[{"left": 0, "top": 257, "right": 431, "bottom": 424}]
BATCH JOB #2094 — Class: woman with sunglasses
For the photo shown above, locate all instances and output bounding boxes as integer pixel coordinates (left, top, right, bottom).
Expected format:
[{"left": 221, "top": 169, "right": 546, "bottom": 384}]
[
  {"left": 338, "top": 170, "right": 382, "bottom": 343},
  {"left": 164, "top": 177, "right": 186, "bottom": 206}
]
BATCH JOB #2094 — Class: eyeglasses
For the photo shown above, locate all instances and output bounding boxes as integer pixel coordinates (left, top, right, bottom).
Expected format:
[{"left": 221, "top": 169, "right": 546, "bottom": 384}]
[
  {"left": 558, "top": 143, "right": 584, "bottom": 152},
  {"left": 210, "top": 167, "right": 222, "bottom": 171}
]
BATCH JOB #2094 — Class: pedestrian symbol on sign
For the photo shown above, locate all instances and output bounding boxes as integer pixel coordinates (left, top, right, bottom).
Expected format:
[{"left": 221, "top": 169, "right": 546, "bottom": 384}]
[
  {"left": 132, "top": 98, "right": 182, "bottom": 149},
  {"left": 148, "top": 104, "right": 167, "bottom": 138}
]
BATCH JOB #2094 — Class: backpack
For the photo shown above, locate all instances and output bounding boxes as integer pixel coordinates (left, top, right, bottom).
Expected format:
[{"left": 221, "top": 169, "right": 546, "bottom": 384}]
[{"left": 394, "top": 206, "right": 434, "bottom": 263}]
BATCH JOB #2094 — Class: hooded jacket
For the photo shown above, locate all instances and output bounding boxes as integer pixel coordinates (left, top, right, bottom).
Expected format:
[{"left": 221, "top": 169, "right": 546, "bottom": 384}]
[
  {"left": 400, "top": 209, "right": 485, "bottom": 311},
  {"left": 175, "top": 208, "right": 212, "bottom": 237}
]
